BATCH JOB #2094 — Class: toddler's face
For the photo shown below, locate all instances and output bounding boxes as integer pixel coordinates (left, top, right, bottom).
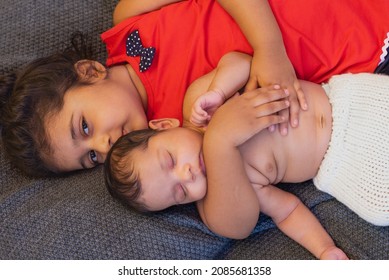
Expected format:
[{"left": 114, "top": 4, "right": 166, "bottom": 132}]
[
  {"left": 46, "top": 79, "right": 148, "bottom": 172},
  {"left": 131, "top": 127, "right": 207, "bottom": 211}
]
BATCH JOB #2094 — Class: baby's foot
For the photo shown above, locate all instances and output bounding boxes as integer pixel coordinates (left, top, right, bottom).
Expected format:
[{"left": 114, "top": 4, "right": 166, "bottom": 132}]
[{"left": 320, "top": 246, "right": 349, "bottom": 260}]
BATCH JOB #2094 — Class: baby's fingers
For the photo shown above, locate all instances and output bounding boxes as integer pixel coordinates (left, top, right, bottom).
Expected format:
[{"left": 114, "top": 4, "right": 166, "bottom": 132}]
[
  {"left": 190, "top": 113, "right": 208, "bottom": 127},
  {"left": 192, "top": 102, "right": 208, "bottom": 116}
]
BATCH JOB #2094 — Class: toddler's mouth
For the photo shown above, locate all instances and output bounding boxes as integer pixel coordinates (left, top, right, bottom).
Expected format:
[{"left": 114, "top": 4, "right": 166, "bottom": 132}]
[{"left": 122, "top": 128, "right": 128, "bottom": 136}]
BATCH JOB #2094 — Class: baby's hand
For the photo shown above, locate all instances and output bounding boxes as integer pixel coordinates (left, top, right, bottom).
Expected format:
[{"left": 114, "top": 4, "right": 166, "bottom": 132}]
[
  {"left": 320, "top": 246, "right": 349, "bottom": 260},
  {"left": 190, "top": 89, "right": 226, "bottom": 128},
  {"left": 245, "top": 49, "right": 307, "bottom": 135}
]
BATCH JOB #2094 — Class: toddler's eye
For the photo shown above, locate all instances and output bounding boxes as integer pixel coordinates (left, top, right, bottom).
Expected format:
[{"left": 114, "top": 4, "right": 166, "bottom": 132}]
[
  {"left": 82, "top": 118, "right": 89, "bottom": 135},
  {"left": 89, "top": 150, "right": 98, "bottom": 165}
]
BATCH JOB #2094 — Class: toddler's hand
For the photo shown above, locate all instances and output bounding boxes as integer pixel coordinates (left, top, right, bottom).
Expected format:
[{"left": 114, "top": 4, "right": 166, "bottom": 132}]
[
  {"left": 206, "top": 85, "right": 290, "bottom": 148},
  {"left": 245, "top": 49, "right": 307, "bottom": 135},
  {"left": 190, "top": 89, "right": 226, "bottom": 128}
]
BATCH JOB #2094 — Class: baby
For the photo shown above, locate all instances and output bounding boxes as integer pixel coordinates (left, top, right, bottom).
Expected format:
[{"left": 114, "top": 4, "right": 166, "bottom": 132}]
[{"left": 104, "top": 53, "right": 385, "bottom": 259}]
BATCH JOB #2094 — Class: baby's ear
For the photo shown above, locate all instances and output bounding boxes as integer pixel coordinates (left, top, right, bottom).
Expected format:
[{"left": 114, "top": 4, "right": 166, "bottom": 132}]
[
  {"left": 149, "top": 118, "right": 180, "bottom": 131},
  {"left": 74, "top": 60, "right": 107, "bottom": 82}
]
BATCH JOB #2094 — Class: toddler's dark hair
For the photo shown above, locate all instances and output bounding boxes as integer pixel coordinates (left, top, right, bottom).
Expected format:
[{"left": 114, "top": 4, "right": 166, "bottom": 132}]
[
  {"left": 0, "top": 32, "right": 95, "bottom": 177},
  {"left": 104, "top": 129, "right": 159, "bottom": 212}
]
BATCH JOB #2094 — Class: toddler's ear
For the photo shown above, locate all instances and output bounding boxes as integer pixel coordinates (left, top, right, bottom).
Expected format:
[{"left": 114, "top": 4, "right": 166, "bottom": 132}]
[
  {"left": 74, "top": 60, "right": 107, "bottom": 82},
  {"left": 149, "top": 118, "right": 180, "bottom": 131}
]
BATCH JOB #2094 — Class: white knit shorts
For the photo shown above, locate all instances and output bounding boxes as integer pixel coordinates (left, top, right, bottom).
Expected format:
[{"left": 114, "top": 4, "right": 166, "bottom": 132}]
[{"left": 314, "top": 73, "right": 389, "bottom": 226}]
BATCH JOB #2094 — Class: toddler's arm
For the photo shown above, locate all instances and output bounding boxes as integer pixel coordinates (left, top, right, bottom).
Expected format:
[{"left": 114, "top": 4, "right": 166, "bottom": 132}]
[
  {"left": 217, "top": 0, "right": 307, "bottom": 135},
  {"left": 113, "top": 0, "right": 184, "bottom": 25},
  {"left": 255, "top": 184, "right": 348, "bottom": 260},
  {"left": 190, "top": 52, "right": 251, "bottom": 128}
]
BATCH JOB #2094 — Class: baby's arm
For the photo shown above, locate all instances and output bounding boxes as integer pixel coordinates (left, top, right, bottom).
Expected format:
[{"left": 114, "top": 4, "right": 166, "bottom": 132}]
[
  {"left": 190, "top": 52, "right": 251, "bottom": 128},
  {"left": 198, "top": 87, "right": 290, "bottom": 238},
  {"left": 217, "top": 0, "right": 307, "bottom": 134},
  {"left": 113, "top": 0, "right": 184, "bottom": 25},
  {"left": 256, "top": 184, "right": 348, "bottom": 260}
]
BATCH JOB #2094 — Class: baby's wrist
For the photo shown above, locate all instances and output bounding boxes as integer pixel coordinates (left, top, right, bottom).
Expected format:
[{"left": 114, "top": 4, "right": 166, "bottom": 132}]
[{"left": 210, "top": 88, "right": 227, "bottom": 102}]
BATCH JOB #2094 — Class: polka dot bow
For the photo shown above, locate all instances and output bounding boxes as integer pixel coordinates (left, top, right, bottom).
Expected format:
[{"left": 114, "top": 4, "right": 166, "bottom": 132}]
[{"left": 126, "top": 30, "right": 156, "bottom": 72}]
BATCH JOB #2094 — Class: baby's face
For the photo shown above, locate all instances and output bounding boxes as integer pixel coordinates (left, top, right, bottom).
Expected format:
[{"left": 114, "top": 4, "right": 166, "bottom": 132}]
[
  {"left": 131, "top": 127, "right": 207, "bottom": 211},
  {"left": 46, "top": 79, "right": 148, "bottom": 172}
]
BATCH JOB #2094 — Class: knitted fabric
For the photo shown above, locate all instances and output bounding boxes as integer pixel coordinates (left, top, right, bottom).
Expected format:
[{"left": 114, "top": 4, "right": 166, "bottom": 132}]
[{"left": 314, "top": 73, "right": 389, "bottom": 226}]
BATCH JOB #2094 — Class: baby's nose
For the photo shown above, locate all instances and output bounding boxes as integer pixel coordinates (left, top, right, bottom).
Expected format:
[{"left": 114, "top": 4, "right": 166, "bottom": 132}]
[{"left": 178, "top": 163, "right": 195, "bottom": 183}]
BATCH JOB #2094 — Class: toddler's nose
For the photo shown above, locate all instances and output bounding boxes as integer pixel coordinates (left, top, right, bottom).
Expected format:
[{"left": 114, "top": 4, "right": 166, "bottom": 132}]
[{"left": 92, "top": 134, "right": 111, "bottom": 162}]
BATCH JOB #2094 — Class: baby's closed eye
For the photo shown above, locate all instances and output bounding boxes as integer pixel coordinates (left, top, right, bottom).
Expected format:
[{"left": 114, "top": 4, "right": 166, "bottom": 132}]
[{"left": 173, "top": 183, "right": 186, "bottom": 205}]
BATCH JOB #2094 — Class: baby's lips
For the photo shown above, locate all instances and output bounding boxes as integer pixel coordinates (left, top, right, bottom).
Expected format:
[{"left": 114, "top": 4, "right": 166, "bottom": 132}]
[{"left": 199, "top": 153, "right": 206, "bottom": 176}]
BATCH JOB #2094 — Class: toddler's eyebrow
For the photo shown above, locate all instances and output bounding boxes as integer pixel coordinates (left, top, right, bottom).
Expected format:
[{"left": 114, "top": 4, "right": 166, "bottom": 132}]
[{"left": 70, "top": 114, "right": 76, "bottom": 140}]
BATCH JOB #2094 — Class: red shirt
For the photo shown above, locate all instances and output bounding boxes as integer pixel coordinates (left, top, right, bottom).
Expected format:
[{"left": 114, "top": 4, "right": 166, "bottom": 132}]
[{"left": 101, "top": 0, "right": 389, "bottom": 124}]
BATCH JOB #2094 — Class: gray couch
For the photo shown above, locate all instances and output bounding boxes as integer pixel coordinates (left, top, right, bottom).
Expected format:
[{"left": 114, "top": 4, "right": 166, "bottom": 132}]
[{"left": 1, "top": 0, "right": 388, "bottom": 260}]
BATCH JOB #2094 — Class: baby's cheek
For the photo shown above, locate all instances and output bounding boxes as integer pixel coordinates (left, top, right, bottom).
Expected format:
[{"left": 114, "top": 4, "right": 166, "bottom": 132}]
[
  {"left": 194, "top": 178, "right": 207, "bottom": 201},
  {"left": 183, "top": 178, "right": 207, "bottom": 204}
]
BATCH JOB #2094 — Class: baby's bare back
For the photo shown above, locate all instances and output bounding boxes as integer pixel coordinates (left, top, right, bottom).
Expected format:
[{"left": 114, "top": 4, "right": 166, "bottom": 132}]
[{"left": 241, "top": 80, "right": 333, "bottom": 186}]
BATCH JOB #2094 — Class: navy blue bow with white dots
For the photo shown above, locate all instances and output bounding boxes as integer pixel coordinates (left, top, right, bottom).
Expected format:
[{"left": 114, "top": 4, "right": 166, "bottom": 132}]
[{"left": 126, "top": 30, "right": 156, "bottom": 72}]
